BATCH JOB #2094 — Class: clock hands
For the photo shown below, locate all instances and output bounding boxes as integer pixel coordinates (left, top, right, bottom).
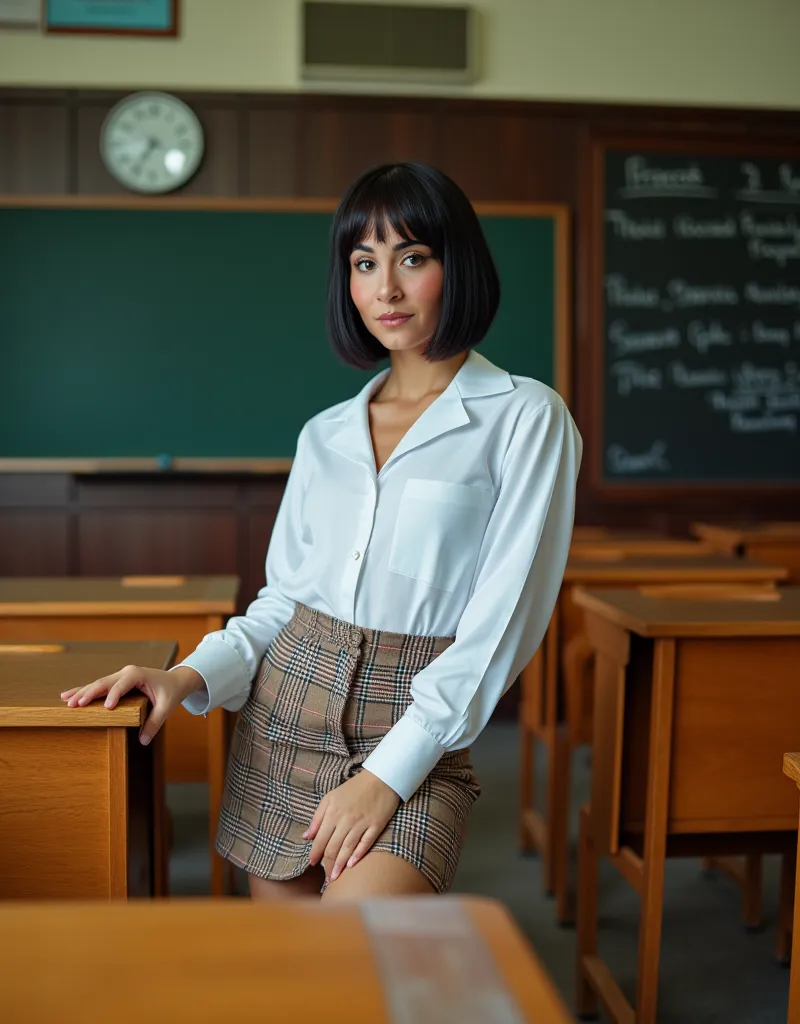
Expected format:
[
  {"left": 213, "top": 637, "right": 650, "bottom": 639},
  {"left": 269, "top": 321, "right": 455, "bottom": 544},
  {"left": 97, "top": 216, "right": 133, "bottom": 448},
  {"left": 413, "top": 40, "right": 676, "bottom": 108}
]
[{"left": 132, "top": 137, "right": 161, "bottom": 177}]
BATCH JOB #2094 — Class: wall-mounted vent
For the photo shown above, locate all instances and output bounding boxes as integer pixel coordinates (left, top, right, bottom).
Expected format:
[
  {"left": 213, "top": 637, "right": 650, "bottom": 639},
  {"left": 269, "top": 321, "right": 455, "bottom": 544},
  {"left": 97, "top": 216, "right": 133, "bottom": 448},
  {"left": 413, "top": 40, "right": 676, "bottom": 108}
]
[{"left": 303, "top": 2, "right": 478, "bottom": 85}]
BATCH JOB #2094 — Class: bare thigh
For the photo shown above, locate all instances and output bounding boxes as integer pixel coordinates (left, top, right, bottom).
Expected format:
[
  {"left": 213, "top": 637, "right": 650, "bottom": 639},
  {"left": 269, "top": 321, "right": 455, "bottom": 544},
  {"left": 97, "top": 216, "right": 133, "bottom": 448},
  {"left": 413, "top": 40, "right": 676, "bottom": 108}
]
[
  {"left": 321, "top": 851, "right": 435, "bottom": 904},
  {"left": 248, "top": 864, "right": 325, "bottom": 901}
]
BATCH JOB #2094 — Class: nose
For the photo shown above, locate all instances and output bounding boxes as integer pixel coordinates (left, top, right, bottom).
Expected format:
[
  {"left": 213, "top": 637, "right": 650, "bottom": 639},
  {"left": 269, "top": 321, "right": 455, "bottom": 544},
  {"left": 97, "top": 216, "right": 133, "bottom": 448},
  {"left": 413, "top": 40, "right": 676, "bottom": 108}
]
[{"left": 377, "top": 265, "right": 402, "bottom": 304}]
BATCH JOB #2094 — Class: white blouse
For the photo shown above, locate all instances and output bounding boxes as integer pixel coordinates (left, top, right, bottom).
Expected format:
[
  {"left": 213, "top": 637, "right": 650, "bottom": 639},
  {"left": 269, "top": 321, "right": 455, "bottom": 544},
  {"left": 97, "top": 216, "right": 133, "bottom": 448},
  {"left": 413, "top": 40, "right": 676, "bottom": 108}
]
[{"left": 178, "top": 349, "right": 582, "bottom": 801}]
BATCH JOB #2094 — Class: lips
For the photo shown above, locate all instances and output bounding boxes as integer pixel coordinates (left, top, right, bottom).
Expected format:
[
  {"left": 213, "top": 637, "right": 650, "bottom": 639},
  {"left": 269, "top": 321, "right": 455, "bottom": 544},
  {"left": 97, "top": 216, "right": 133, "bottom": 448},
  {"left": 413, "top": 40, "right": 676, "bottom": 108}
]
[{"left": 377, "top": 313, "right": 413, "bottom": 325}]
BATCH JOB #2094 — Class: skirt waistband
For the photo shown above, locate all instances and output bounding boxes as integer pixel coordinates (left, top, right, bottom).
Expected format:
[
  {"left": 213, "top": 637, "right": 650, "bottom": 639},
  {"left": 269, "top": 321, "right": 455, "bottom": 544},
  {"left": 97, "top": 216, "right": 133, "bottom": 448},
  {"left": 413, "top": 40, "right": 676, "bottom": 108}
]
[{"left": 290, "top": 601, "right": 455, "bottom": 656}]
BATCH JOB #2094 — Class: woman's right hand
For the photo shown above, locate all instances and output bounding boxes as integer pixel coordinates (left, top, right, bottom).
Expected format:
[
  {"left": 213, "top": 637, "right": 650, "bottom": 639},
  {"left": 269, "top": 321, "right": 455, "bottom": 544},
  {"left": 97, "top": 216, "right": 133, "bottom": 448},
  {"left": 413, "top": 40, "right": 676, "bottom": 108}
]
[{"left": 60, "top": 664, "right": 205, "bottom": 746}]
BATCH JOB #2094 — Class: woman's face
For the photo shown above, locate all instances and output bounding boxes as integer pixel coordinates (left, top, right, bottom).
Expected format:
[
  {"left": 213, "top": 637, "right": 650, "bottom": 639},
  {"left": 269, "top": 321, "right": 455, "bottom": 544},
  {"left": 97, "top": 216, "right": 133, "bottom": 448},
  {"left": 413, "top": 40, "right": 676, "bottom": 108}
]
[{"left": 349, "top": 223, "right": 443, "bottom": 355}]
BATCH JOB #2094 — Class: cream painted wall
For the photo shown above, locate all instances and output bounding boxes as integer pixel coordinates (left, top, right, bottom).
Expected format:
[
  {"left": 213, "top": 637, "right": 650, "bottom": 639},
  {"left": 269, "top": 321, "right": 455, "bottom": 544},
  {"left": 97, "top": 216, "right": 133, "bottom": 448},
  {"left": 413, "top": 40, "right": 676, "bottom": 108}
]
[{"left": 0, "top": 0, "right": 798, "bottom": 109}]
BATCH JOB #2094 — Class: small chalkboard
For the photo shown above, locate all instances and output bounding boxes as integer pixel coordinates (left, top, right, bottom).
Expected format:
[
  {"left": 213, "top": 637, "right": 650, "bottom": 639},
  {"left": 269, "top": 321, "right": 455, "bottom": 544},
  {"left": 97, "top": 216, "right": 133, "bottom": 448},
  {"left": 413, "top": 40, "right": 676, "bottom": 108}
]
[{"left": 598, "top": 146, "right": 800, "bottom": 485}]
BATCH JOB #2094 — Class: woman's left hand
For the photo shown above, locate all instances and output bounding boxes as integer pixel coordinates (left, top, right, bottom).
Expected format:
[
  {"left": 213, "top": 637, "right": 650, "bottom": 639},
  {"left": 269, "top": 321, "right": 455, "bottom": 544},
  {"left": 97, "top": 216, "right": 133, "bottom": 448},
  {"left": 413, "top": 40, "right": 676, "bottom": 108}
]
[{"left": 304, "top": 770, "right": 401, "bottom": 882}]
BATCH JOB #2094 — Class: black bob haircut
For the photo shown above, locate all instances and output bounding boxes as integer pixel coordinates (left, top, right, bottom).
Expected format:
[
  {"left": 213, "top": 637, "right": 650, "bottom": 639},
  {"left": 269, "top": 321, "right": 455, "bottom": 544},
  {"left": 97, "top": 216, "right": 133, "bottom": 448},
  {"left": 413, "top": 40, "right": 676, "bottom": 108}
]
[{"left": 326, "top": 162, "right": 501, "bottom": 369}]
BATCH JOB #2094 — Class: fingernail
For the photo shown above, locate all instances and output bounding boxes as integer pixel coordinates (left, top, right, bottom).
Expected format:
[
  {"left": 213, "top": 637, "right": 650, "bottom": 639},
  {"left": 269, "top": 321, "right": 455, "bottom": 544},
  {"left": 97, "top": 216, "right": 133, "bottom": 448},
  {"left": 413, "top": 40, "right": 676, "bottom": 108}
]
[
  {"left": 331, "top": 869, "right": 339, "bottom": 881},
  {"left": 347, "top": 857, "right": 355, "bottom": 868},
  {"left": 140, "top": 734, "right": 150, "bottom": 746},
  {"left": 301, "top": 831, "right": 308, "bottom": 839},
  {"left": 104, "top": 699, "right": 112, "bottom": 709}
]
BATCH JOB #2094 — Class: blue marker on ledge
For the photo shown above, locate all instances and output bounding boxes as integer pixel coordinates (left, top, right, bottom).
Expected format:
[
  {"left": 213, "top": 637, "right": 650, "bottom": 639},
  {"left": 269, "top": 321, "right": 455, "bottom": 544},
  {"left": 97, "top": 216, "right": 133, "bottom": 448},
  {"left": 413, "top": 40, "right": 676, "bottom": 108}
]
[{"left": 156, "top": 453, "right": 173, "bottom": 472}]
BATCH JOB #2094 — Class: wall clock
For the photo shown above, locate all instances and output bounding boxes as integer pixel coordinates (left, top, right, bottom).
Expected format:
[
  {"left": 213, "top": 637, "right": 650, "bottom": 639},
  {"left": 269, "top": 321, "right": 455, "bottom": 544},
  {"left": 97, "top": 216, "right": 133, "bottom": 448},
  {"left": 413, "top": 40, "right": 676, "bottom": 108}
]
[{"left": 100, "top": 91, "right": 204, "bottom": 194}]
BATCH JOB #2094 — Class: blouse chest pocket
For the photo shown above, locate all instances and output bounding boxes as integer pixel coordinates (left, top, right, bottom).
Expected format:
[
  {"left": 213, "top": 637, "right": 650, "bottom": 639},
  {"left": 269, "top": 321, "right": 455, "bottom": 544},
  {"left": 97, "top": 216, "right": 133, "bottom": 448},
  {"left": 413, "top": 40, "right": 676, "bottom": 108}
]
[{"left": 388, "top": 478, "right": 495, "bottom": 594}]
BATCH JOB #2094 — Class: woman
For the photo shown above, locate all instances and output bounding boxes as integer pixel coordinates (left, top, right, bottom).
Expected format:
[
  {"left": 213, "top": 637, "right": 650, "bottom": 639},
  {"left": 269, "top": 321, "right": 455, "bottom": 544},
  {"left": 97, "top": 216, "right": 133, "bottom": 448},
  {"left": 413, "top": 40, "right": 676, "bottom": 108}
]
[{"left": 61, "top": 162, "right": 582, "bottom": 902}]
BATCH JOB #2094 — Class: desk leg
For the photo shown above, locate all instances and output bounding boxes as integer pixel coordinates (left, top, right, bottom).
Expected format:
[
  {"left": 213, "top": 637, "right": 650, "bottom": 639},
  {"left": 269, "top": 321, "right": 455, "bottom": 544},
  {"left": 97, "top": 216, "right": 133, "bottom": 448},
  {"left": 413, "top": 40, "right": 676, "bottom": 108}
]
[
  {"left": 789, "top": 811, "right": 800, "bottom": 1018},
  {"left": 543, "top": 608, "right": 561, "bottom": 897},
  {"left": 518, "top": 713, "right": 535, "bottom": 852},
  {"left": 151, "top": 726, "right": 169, "bottom": 898},
  {"left": 208, "top": 708, "right": 232, "bottom": 896},
  {"left": 635, "top": 640, "right": 675, "bottom": 1024},
  {"left": 777, "top": 847, "right": 796, "bottom": 965},
  {"left": 576, "top": 803, "right": 599, "bottom": 1019},
  {"left": 554, "top": 724, "right": 572, "bottom": 924}
]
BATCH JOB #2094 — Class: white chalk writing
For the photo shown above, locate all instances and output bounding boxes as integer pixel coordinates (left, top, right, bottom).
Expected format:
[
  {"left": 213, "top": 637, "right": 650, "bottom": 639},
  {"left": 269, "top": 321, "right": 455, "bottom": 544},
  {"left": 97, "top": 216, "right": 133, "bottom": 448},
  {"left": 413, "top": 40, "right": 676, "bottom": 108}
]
[
  {"left": 673, "top": 215, "right": 737, "bottom": 240},
  {"left": 731, "top": 411, "right": 797, "bottom": 433},
  {"left": 744, "top": 282, "right": 800, "bottom": 307},
  {"left": 687, "top": 320, "right": 733, "bottom": 354},
  {"left": 606, "top": 209, "right": 666, "bottom": 240},
  {"left": 620, "top": 157, "right": 717, "bottom": 199},
  {"left": 610, "top": 361, "right": 663, "bottom": 396},
  {"left": 665, "top": 280, "right": 739, "bottom": 309},
  {"left": 606, "top": 441, "right": 670, "bottom": 474},
  {"left": 605, "top": 275, "right": 661, "bottom": 308},
  {"left": 670, "top": 362, "right": 728, "bottom": 388},
  {"left": 752, "top": 321, "right": 792, "bottom": 347},
  {"left": 608, "top": 320, "right": 681, "bottom": 355}
]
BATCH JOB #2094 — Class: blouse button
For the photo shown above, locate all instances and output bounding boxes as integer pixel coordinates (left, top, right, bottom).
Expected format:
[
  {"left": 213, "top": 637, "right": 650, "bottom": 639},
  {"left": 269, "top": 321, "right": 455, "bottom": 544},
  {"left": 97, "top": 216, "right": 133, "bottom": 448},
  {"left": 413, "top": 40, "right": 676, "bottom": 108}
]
[{"left": 352, "top": 550, "right": 361, "bottom": 560}]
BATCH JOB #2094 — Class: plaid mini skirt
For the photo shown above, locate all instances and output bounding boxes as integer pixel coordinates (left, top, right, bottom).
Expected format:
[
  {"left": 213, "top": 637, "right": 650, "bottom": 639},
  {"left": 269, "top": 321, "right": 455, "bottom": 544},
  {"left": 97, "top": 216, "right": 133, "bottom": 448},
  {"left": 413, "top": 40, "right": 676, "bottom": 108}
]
[{"left": 215, "top": 601, "right": 481, "bottom": 894}]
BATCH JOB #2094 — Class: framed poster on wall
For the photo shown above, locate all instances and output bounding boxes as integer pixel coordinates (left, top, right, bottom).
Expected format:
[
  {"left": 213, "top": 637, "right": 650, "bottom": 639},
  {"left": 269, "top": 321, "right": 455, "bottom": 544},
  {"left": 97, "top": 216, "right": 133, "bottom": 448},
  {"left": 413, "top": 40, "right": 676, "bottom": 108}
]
[{"left": 45, "top": 0, "right": 178, "bottom": 36}]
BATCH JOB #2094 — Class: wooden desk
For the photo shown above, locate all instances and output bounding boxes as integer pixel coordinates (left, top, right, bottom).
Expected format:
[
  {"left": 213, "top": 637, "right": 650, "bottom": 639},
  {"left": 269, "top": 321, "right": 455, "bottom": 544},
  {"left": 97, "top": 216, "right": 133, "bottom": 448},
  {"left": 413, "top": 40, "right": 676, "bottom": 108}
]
[
  {"left": 0, "top": 896, "right": 575, "bottom": 1023},
  {"left": 0, "top": 640, "right": 175, "bottom": 900},
  {"left": 783, "top": 752, "right": 800, "bottom": 1024},
  {"left": 0, "top": 575, "right": 239, "bottom": 896},
  {"left": 574, "top": 586, "right": 800, "bottom": 1024},
  {"left": 569, "top": 532, "right": 714, "bottom": 560},
  {"left": 519, "top": 555, "right": 787, "bottom": 924},
  {"left": 691, "top": 521, "right": 800, "bottom": 583}
]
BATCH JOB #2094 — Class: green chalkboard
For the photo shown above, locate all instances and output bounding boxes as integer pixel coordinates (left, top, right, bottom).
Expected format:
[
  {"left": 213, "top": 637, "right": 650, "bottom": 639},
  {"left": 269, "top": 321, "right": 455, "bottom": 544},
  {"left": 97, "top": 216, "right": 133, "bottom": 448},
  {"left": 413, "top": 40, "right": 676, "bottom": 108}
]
[{"left": 0, "top": 206, "right": 560, "bottom": 459}]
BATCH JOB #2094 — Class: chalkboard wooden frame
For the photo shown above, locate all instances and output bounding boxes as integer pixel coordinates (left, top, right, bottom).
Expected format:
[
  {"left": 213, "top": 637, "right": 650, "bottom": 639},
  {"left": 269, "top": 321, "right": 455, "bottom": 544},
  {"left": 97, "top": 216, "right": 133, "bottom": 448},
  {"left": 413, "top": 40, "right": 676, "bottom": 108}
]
[
  {"left": 586, "top": 134, "right": 800, "bottom": 502},
  {"left": 0, "top": 193, "right": 571, "bottom": 474}
]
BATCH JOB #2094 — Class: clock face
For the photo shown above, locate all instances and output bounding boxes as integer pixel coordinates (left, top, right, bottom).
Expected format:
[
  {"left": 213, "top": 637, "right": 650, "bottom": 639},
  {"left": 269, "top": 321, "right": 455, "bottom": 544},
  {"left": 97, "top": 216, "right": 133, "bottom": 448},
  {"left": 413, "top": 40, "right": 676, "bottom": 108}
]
[{"left": 100, "top": 92, "right": 204, "bottom": 194}]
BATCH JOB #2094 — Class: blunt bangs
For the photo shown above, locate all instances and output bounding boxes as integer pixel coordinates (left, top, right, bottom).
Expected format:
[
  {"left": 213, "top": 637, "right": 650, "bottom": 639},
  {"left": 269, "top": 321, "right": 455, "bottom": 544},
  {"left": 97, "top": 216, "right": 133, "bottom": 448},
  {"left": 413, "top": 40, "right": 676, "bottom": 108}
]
[{"left": 326, "top": 162, "right": 500, "bottom": 369}]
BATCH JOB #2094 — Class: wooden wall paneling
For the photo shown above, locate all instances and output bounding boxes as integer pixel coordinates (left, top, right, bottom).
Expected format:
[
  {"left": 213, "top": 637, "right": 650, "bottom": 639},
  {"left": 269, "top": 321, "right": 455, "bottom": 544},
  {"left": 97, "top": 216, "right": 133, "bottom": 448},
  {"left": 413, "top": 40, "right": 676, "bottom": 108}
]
[
  {"left": 0, "top": 474, "right": 72, "bottom": 507},
  {"left": 0, "top": 97, "right": 69, "bottom": 193},
  {"left": 245, "top": 490, "right": 284, "bottom": 608},
  {"left": 75, "top": 479, "right": 238, "bottom": 509},
  {"left": 0, "top": 513, "right": 71, "bottom": 575},
  {"left": 180, "top": 101, "right": 240, "bottom": 196},
  {"left": 75, "top": 97, "right": 127, "bottom": 195},
  {"left": 78, "top": 508, "right": 238, "bottom": 575},
  {"left": 246, "top": 101, "right": 301, "bottom": 196},
  {"left": 300, "top": 97, "right": 436, "bottom": 195},
  {"left": 0, "top": 475, "right": 73, "bottom": 576},
  {"left": 436, "top": 107, "right": 580, "bottom": 202}
]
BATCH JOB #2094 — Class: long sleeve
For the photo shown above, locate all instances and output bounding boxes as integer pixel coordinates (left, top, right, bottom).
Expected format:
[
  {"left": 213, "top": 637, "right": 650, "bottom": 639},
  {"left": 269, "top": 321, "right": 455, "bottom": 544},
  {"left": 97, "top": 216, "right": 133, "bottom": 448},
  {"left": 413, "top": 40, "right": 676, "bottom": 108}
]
[
  {"left": 361, "top": 402, "right": 582, "bottom": 801},
  {"left": 177, "top": 425, "right": 311, "bottom": 715}
]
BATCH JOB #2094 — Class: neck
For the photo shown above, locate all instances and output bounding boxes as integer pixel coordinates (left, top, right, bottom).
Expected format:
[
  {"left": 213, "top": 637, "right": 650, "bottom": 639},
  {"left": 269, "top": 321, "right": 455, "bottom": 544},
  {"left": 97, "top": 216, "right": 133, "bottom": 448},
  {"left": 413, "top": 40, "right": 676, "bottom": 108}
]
[{"left": 376, "top": 349, "right": 469, "bottom": 403}]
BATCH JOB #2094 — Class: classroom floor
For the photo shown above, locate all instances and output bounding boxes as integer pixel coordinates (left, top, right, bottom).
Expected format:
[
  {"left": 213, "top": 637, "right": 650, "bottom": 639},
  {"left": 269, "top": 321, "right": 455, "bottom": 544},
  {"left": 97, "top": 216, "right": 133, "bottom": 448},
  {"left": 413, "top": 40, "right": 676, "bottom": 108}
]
[{"left": 167, "top": 721, "right": 790, "bottom": 1023}]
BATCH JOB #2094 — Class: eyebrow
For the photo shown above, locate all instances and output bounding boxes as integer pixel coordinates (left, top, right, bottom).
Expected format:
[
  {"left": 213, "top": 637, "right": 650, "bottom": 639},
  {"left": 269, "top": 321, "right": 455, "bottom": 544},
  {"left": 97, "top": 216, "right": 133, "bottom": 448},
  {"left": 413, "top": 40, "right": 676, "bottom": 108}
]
[{"left": 352, "top": 238, "right": 423, "bottom": 254}]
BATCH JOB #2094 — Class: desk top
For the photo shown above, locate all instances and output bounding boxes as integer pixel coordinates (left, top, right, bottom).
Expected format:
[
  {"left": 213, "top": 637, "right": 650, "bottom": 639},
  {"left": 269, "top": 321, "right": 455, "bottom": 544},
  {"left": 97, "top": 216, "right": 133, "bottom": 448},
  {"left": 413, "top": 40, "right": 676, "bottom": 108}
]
[
  {"left": 0, "top": 897, "right": 574, "bottom": 1024},
  {"left": 0, "top": 640, "right": 175, "bottom": 727},
  {"left": 0, "top": 576, "right": 239, "bottom": 616},
  {"left": 564, "top": 554, "right": 787, "bottom": 584},
  {"left": 574, "top": 585, "right": 800, "bottom": 638},
  {"left": 692, "top": 521, "right": 800, "bottom": 547}
]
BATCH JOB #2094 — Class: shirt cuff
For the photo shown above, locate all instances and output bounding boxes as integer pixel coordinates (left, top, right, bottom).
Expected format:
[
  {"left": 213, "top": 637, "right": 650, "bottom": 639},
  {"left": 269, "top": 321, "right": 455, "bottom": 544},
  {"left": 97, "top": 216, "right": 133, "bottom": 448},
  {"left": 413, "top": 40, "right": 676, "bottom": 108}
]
[
  {"left": 361, "top": 713, "right": 446, "bottom": 802},
  {"left": 171, "top": 638, "right": 251, "bottom": 716}
]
